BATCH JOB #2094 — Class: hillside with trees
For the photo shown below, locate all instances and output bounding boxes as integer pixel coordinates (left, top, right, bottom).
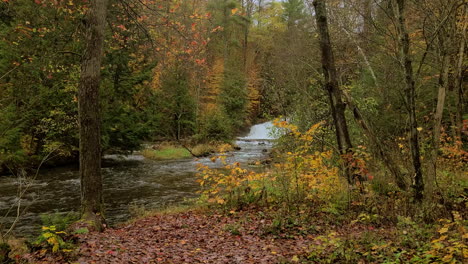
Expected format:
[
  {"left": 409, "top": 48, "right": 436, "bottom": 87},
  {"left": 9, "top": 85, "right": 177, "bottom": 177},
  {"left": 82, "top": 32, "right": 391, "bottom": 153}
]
[{"left": 0, "top": 0, "right": 467, "bottom": 263}]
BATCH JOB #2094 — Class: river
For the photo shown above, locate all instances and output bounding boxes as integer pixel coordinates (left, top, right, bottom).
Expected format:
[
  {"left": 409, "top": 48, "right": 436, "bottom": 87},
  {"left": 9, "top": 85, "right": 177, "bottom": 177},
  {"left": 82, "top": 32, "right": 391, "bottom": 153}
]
[{"left": 0, "top": 122, "right": 275, "bottom": 237}]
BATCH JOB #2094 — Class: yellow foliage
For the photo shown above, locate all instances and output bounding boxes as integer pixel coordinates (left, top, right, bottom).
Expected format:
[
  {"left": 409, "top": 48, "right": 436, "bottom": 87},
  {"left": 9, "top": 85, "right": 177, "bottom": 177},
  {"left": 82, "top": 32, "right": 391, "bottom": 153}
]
[
  {"left": 425, "top": 214, "right": 467, "bottom": 263},
  {"left": 197, "top": 121, "right": 343, "bottom": 206}
]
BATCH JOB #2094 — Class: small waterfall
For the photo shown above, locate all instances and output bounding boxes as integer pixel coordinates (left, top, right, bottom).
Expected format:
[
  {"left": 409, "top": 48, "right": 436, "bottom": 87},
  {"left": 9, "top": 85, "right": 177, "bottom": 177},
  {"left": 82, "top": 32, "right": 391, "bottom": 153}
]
[{"left": 239, "top": 121, "right": 276, "bottom": 140}]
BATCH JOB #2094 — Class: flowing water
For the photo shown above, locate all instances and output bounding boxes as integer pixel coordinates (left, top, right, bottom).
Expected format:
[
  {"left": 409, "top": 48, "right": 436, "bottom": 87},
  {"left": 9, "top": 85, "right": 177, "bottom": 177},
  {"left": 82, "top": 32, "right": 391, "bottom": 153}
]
[{"left": 0, "top": 122, "right": 275, "bottom": 237}]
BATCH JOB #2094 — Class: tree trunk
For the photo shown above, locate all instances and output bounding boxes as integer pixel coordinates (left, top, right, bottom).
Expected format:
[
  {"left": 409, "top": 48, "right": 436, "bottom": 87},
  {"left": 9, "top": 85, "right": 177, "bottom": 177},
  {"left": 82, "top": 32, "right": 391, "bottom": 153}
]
[
  {"left": 242, "top": 0, "right": 253, "bottom": 71},
  {"left": 430, "top": 51, "right": 449, "bottom": 189},
  {"left": 394, "top": 0, "right": 424, "bottom": 201},
  {"left": 455, "top": 9, "right": 467, "bottom": 141},
  {"left": 78, "top": 0, "right": 108, "bottom": 231},
  {"left": 362, "top": 0, "right": 373, "bottom": 36},
  {"left": 313, "top": 0, "right": 354, "bottom": 183}
]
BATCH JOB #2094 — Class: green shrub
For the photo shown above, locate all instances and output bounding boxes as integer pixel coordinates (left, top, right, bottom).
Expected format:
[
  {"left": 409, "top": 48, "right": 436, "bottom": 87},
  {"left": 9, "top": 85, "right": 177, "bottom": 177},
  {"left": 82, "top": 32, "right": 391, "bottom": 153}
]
[
  {"left": 33, "top": 226, "right": 72, "bottom": 253},
  {"left": 0, "top": 242, "right": 11, "bottom": 263},
  {"left": 39, "top": 212, "right": 79, "bottom": 233},
  {"left": 197, "top": 110, "right": 233, "bottom": 142}
]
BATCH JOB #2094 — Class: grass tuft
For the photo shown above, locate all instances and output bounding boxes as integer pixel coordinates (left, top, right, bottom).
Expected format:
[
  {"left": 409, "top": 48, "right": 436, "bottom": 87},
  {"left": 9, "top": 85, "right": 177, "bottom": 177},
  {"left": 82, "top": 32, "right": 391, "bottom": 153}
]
[{"left": 142, "top": 147, "right": 192, "bottom": 160}]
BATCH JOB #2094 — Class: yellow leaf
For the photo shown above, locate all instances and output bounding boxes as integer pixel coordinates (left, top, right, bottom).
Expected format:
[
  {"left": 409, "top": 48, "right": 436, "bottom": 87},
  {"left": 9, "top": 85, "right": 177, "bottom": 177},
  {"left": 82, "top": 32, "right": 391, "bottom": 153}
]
[
  {"left": 42, "top": 232, "right": 53, "bottom": 238},
  {"left": 432, "top": 242, "right": 444, "bottom": 250},
  {"left": 291, "top": 255, "right": 299, "bottom": 262},
  {"left": 417, "top": 127, "right": 423, "bottom": 131},
  {"left": 231, "top": 8, "right": 238, "bottom": 15},
  {"left": 441, "top": 254, "right": 453, "bottom": 262},
  {"left": 438, "top": 227, "right": 449, "bottom": 234}
]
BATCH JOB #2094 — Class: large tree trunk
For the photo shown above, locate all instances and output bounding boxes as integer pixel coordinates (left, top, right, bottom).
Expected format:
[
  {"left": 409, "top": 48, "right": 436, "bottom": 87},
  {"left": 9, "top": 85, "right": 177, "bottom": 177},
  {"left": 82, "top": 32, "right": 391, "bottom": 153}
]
[
  {"left": 78, "top": 0, "right": 108, "bottom": 231},
  {"left": 393, "top": 0, "right": 424, "bottom": 201},
  {"left": 313, "top": 0, "right": 354, "bottom": 183}
]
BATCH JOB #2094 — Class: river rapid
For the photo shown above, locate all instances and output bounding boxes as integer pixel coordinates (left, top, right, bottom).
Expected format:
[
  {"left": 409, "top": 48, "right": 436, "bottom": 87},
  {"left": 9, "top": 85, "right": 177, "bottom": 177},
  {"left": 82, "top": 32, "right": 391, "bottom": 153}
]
[{"left": 0, "top": 122, "right": 275, "bottom": 237}]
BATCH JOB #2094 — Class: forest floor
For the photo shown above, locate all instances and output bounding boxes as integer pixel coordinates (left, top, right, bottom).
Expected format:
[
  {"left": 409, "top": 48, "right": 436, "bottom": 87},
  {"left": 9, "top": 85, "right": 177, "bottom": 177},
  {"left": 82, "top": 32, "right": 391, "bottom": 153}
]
[{"left": 22, "top": 206, "right": 406, "bottom": 264}]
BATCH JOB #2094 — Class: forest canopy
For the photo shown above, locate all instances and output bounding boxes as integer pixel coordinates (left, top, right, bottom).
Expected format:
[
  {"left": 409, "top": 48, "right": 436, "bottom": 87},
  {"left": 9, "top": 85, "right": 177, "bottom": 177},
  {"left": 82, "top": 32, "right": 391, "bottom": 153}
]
[{"left": 0, "top": 0, "right": 466, "bottom": 192}]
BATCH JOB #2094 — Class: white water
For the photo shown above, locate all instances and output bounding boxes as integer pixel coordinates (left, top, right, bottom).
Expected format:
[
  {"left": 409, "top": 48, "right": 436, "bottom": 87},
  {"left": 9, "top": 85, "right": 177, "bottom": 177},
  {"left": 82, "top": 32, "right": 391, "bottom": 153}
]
[{"left": 239, "top": 121, "right": 276, "bottom": 140}]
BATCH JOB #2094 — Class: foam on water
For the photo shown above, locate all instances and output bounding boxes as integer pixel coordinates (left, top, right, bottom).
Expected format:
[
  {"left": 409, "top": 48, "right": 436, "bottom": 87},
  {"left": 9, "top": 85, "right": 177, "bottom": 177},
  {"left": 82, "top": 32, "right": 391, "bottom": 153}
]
[{"left": 239, "top": 121, "right": 276, "bottom": 140}]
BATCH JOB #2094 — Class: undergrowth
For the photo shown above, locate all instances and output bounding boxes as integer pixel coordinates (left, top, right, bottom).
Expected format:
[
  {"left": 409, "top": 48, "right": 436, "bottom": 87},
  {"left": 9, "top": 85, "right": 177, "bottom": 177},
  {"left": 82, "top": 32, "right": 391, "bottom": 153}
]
[{"left": 196, "top": 120, "right": 468, "bottom": 263}]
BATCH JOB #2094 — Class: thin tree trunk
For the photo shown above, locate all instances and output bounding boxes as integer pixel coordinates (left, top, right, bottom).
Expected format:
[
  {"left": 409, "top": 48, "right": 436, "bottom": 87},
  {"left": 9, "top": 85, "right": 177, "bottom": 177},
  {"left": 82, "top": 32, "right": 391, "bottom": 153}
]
[
  {"left": 313, "top": 0, "right": 354, "bottom": 183},
  {"left": 394, "top": 0, "right": 424, "bottom": 201},
  {"left": 363, "top": 0, "right": 373, "bottom": 36},
  {"left": 455, "top": 9, "right": 467, "bottom": 141},
  {"left": 78, "top": 0, "right": 108, "bottom": 231},
  {"left": 242, "top": 0, "right": 253, "bottom": 71},
  {"left": 340, "top": 27, "right": 379, "bottom": 89},
  {"left": 430, "top": 52, "right": 449, "bottom": 189}
]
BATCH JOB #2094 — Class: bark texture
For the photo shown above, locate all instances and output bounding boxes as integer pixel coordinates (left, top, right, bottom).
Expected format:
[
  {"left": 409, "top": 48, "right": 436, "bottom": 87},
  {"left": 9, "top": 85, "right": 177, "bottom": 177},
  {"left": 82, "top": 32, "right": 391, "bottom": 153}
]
[
  {"left": 313, "top": 0, "right": 354, "bottom": 183},
  {"left": 430, "top": 51, "right": 449, "bottom": 188},
  {"left": 78, "top": 0, "right": 108, "bottom": 230},
  {"left": 394, "top": 0, "right": 424, "bottom": 201}
]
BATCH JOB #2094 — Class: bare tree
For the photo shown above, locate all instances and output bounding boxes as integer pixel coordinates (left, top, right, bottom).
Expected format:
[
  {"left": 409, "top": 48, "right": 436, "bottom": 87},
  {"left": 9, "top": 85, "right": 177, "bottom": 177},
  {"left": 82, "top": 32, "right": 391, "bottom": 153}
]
[
  {"left": 313, "top": 0, "right": 354, "bottom": 183},
  {"left": 393, "top": 0, "right": 424, "bottom": 201}
]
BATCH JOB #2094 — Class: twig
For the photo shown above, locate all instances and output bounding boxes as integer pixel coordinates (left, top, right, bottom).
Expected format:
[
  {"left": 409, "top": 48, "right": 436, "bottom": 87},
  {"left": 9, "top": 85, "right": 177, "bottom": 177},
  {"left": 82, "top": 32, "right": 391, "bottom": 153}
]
[
  {"left": 1, "top": 145, "right": 62, "bottom": 239},
  {"left": 0, "top": 64, "right": 20, "bottom": 81}
]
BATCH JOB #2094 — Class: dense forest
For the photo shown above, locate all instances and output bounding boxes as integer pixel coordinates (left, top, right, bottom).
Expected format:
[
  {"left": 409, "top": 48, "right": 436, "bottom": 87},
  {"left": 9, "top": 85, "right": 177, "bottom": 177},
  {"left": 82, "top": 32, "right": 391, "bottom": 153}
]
[{"left": 0, "top": 0, "right": 467, "bottom": 263}]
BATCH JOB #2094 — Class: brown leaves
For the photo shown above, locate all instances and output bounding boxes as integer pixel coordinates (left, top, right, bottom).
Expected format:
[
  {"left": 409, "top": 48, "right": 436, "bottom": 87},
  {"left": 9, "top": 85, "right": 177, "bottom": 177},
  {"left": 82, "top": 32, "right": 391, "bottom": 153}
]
[{"left": 72, "top": 210, "right": 308, "bottom": 263}]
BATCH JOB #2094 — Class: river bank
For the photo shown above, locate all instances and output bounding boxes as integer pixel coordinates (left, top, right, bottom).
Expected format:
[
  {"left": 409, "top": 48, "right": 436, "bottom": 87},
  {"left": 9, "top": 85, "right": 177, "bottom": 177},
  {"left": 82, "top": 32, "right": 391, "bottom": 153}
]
[{"left": 0, "top": 122, "right": 275, "bottom": 238}]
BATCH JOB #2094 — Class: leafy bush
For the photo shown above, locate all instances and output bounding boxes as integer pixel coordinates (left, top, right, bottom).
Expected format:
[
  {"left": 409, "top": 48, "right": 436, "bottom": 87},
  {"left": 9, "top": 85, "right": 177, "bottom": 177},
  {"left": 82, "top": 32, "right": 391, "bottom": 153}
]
[
  {"left": 39, "top": 212, "right": 78, "bottom": 233},
  {"left": 33, "top": 213, "right": 86, "bottom": 255},
  {"left": 33, "top": 226, "right": 72, "bottom": 254},
  {"left": 196, "top": 120, "right": 344, "bottom": 209}
]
